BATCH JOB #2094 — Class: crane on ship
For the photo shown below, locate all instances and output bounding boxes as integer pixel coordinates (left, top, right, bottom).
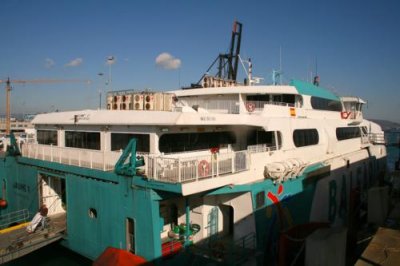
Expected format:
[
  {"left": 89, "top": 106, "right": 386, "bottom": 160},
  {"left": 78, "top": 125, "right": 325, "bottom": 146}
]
[
  {"left": 191, "top": 20, "right": 243, "bottom": 89},
  {"left": 0, "top": 78, "right": 91, "bottom": 135}
]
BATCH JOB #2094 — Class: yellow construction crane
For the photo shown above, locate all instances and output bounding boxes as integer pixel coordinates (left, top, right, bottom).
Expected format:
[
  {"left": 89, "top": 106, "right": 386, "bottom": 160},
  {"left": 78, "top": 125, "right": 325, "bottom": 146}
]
[{"left": 0, "top": 78, "right": 91, "bottom": 135}]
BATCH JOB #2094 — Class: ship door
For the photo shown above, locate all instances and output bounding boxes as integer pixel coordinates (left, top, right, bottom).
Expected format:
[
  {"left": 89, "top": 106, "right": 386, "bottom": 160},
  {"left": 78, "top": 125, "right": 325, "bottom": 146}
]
[
  {"left": 39, "top": 174, "right": 66, "bottom": 216},
  {"left": 126, "top": 218, "right": 135, "bottom": 253},
  {"left": 207, "top": 207, "right": 219, "bottom": 241},
  {"left": 220, "top": 205, "right": 234, "bottom": 236}
]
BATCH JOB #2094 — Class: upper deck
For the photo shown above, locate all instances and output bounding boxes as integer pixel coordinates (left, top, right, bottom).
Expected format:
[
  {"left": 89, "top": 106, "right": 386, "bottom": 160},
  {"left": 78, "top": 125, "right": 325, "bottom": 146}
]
[{"left": 22, "top": 80, "right": 379, "bottom": 195}]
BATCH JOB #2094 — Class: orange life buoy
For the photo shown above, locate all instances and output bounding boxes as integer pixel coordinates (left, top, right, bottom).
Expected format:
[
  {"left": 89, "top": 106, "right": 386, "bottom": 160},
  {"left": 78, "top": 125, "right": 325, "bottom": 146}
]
[
  {"left": 341, "top": 111, "right": 351, "bottom": 119},
  {"left": 0, "top": 199, "right": 7, "bottom": 208},
  {"left": 198, "top": 160, "right": 210, "bottom": 177},
  {"left": 246, "top": 102, "right": 256, "bottom": 112}
]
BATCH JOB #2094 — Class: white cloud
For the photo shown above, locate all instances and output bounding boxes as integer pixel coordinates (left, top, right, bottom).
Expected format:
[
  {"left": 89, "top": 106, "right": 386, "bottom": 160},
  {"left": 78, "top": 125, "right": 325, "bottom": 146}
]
[
  {"left": 45, "top": 58, "right": 55, "bottom": 68},
  {"left": 155, "top": 52, "right": 181, "bottom": 70},
  {"left": 65, "top": 58, "right": 83, "bottom": 67},
  {"left": 106, "top": 56, "right": 116, "bottom": 65}
]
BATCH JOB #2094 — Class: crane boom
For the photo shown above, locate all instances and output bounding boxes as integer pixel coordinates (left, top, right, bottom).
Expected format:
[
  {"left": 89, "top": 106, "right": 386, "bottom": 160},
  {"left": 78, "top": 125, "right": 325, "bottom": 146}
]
[{"left": 1, "top": 78, "right": 91, "bottom": 135}]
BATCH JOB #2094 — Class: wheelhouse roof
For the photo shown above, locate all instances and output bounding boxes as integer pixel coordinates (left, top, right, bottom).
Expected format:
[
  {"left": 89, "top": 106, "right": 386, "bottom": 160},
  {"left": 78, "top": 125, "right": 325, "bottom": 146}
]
[{"left": 290, "top": 80, "right": 340, "bottom": 101}]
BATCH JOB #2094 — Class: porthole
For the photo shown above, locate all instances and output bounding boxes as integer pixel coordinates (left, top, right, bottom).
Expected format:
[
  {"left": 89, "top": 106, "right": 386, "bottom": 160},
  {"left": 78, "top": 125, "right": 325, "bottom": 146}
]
[{"left": 89, "top": 208, "right": 97, "bottom": 219}]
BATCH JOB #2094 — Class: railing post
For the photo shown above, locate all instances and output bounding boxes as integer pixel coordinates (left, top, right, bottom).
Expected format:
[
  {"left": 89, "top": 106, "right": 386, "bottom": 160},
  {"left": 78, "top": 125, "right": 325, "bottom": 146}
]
[
  {"left": 50, "top": 144, "right": 53, "bottom": 162},
  {"left": 216, "top": 154, "right": 219, "bottom": 177},
  {"left": 211, "top": 155, "right": 214, "bottom": 177},
  {"left": 154, "top": 157, "right": 158, "bottom": 180},
  {"left": 232, "top": 152, "right": 235, "bottom": 173},
  {"left": 247, "top": 151, "right": 250, "bottom": 170},
  {"left": 195, "top": 160, "right": 199, "bottom": 181},
  {"left": 78, "top": 151, "right": 81, "bottom": 167},
  {"left": 178, "top": 158, "right": 181, "bottom": 182},
  {"left": 90, "top": 152, "right": 93, "bottom": 169}
]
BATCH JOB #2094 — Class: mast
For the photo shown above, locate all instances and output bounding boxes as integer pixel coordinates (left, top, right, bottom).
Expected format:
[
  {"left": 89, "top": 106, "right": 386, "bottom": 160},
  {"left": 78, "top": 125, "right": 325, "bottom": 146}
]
[{"left": 5, "top": 78, "right": 11, "bottom": 135}]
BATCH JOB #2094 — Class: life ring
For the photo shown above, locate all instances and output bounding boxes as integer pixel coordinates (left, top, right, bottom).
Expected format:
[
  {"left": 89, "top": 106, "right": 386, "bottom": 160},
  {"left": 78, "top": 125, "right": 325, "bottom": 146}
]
[
  {"left": 0, "top": 199, "right": 7, "bottom": 208},
  {"left": 341, "top": 111, "right": 351, "bottom": 119},
  {"left": 246, "top": 102, "right": 256, "bottom": 112},
  {"left": 198, "top": 160, "right": 210, "bottom": 177}
]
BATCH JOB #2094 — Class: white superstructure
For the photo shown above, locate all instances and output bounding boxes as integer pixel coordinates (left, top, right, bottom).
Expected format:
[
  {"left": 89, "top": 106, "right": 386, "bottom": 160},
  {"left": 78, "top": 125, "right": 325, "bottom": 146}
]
[{"left": 24, "top": 80, "right": 386, "bottom": 196}]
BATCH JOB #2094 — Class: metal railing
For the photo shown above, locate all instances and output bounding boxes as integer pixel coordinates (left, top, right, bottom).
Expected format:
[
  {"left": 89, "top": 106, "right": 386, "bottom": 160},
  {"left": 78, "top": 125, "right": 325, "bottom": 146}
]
[
  {"left": 244, "top": 100, "right": 295, "bottom": 111},
  {"left": 183, "top": 99, "right": 240, "bottom": 114},
  {"left": 192, "top": 232, "right": 257, "bottom": 264},
  {"left": 22, "top": 144, "right": 251, "bottom": 184},
  {"left": 233, "top": 232, "right": 256, "bottom": 250},
  {"left": 147, "top": 150, "right": 250, "bottom": 183},
  {"left": 369, "top": 132, "right": 385, "bottom": 144},
  {"left": 22, "top": 144, "right": 122, "bottom": 171},
  {"left": 247, "top": 144, "right": 277, "bottom": 153},
  {"left": 0, "top": 209, "right": 30, "bottom": 229}
]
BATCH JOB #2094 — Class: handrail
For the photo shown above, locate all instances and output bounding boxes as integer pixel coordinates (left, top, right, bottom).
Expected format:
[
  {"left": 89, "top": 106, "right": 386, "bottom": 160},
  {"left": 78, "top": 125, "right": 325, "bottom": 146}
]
[
  {"left": 21, "top": 143, "right": 122, "bottom": 171},
  {"left": 147, "top": 150, "right": 250, "bottom": 183},
  {"left": 369, "top": 132, "right": 385, "bottom": 144},
  {"left": 21, "top": 144, "right": 251, "bottom": 184},
  {"left": 0, "top": 209, "right": 30, "bottom": 229}
]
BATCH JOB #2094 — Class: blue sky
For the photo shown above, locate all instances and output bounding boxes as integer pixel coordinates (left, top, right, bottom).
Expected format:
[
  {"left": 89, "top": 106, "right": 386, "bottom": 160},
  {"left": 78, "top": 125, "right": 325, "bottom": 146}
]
[{"left": 0, "top": 0, "right": 399, "bottom": 123}]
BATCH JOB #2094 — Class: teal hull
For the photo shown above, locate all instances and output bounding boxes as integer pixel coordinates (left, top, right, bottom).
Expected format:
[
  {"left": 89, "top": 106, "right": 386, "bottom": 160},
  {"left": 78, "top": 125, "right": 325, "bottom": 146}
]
[{"left": 0, "top": 152, "right": 387, "bottom": 265}]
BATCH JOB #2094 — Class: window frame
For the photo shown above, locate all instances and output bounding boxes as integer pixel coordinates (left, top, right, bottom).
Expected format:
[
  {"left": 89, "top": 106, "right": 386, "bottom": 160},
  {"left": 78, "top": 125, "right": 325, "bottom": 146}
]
[{"left": 293, "top": 129, "right": 319, "bottom": 147}]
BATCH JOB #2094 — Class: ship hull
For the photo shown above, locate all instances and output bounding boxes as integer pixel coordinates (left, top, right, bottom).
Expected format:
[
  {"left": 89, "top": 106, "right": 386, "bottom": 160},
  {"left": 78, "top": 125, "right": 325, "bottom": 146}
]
[{"left": 0, "top": 143, "right": 386, "bottom": 265}]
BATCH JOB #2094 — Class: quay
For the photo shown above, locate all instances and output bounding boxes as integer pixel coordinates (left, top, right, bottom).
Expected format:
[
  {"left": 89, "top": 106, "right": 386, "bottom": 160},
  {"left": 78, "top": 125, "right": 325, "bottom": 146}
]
[{"left": 0, "top": 213, "right": 66, "bottom": 264}]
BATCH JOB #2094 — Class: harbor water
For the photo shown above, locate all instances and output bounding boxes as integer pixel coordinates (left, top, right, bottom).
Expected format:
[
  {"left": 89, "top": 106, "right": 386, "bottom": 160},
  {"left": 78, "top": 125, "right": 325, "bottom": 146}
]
[{"left": 4, "top": 132, "right": 400, "bottom": 266}]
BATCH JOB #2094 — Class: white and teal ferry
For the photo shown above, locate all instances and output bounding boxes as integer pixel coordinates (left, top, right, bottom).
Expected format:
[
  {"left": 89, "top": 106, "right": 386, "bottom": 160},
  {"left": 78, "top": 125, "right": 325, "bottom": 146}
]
[{"left": 0, "top": 22, "right": 387, "bottom": 265}]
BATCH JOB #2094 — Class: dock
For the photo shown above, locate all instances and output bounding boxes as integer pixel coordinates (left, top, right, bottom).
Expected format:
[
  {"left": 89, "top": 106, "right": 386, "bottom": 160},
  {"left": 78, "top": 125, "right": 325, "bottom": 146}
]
[
  {"left": 356, "top": 227, "right": 400, "bottom": 265},
  {"left": 0, "top": 213, "right": 66, "bottom": 264},
  {"left": 355, "top": 170, "right": 400, "bottom": 266}
]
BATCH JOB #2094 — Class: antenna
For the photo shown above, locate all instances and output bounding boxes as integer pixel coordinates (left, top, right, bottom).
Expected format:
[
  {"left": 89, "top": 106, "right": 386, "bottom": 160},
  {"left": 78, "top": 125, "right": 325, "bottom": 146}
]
[
  {"left": 313, "top": 57, "right": 319, "bottom": 86},
  {"left": 272, "top": 47, "right": 283, "bottom": 85},
  {"left": 279, "top": 46, "right": 283, "bottom": 84}
]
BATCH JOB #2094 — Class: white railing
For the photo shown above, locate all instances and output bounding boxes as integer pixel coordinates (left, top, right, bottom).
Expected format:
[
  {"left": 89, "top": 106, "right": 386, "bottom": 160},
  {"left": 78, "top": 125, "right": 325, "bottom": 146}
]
[
  {"left": 21, "top": 144, "right": 251, "bottom": 183},
  {"left": 22, "top": 143, "right": 122, "bottom": 171},
  {"left": 147, "top": 150, "right": 250, "bottom": 183},
  {"left": 369, "top": 133, "right": 385, "bottom": 144},
  {"left": 244, "top": 101, "right": 295, "bottom": 112},
  {"left": 247, "top": 144, "right": 277, "bottom": 153},
  {"left": 183, "top": 99, "right": 240, "bottom": 114}
]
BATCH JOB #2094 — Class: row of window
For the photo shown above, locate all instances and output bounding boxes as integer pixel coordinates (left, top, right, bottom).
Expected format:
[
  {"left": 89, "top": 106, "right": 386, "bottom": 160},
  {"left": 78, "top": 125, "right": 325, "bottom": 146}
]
[
  {"left": 159, "top": 131, "right": 236, "bottom": 153},
  {"left": 36, "top": 126, "right": 364, "bottom": 152},
  {"left": 245, "top": 95, "right": 343, "bottom": 112},
  {"left": 246, "top": 94, "right": 296, "bottom": 105},
  {"left": 310, "top": 96, "right": 342, "bottom": 112},
  {"left": 293, "top": 127, "right": 364, "bottom": 147}
]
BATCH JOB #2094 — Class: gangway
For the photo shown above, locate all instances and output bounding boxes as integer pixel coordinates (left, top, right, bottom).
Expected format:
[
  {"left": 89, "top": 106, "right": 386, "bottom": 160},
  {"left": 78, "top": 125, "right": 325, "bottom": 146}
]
[{"left": 0, "top": 212, "right": 66, "bottom": 264}]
